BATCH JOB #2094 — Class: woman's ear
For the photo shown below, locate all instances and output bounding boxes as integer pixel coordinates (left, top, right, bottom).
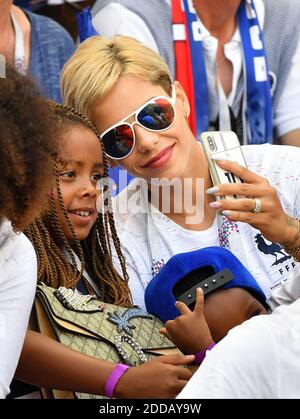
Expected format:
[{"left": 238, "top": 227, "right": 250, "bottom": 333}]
[{"left": 174, "top": 80, "right": 190, "bottom": 120}]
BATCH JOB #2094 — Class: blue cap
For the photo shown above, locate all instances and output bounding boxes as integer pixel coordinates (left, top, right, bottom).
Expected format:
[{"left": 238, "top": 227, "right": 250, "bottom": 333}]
[{"left": 144, "top": 246, "right": 267, "bottom": 323}]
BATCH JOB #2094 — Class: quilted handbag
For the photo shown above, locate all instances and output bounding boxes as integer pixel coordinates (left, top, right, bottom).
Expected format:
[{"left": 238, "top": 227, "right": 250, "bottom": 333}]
[{"left": 34, "top": 283, "right": 179, "bottom": 399}]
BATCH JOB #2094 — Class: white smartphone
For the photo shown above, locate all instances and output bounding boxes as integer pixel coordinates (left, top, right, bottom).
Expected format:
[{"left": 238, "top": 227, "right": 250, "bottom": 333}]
[{"left": 200, "top": 131, "right": 247, "bottom": 200}]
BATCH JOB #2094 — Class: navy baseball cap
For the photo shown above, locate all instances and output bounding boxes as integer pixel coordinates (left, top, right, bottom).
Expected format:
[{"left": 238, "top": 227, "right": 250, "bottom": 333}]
[{"left": 145, "top": 246, "right": 268, "bottom": 323}]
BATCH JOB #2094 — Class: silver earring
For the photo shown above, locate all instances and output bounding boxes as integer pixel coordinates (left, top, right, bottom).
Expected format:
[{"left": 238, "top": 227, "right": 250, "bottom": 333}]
[{"left": 112, "top": 180, "right": 117, "bottom": 192}]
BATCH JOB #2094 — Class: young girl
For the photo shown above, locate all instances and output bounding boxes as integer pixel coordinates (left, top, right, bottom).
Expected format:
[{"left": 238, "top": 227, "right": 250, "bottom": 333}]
[{"left": 16, "top": 104, "right": 194, "bottom": 399}]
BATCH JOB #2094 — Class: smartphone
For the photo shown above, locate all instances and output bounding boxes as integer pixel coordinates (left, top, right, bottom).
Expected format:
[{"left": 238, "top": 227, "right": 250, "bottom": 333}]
[{"left": 200, "top": 130, "right": 247, "bottom": 199}]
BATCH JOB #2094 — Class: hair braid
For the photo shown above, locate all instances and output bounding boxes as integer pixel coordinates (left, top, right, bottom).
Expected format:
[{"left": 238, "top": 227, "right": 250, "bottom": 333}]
[
  {"left": 24, "top": 104, "right": 132, "bottom": 306},
  {"left": 92, "top": 131, "right": 130, "bottom": 290},
  {"left": 53, "top": 164, "right": 85, "bottom": 278}
]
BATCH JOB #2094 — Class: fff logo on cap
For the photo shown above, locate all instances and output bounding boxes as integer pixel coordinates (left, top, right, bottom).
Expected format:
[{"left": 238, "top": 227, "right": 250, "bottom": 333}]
[{"left": 0, "top": 54, "right": 6, "bottom": 78}]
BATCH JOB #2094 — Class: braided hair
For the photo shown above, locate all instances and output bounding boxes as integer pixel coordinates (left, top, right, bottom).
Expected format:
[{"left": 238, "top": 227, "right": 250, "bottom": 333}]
[{"left": 24, "top": 104, "right": 132, "bottom": 307}]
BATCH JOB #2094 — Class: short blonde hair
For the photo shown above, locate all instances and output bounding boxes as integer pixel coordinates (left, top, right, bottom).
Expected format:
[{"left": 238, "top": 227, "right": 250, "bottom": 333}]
[{"left": 60, "top": 35, "right": 173, "bottom": 119}]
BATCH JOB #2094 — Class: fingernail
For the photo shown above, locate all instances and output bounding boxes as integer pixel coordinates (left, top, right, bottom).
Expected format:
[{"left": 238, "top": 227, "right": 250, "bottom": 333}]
[
  {"left": 211, "top": 156, "right": 225, "bottom": 162},
  {"left": 206, "top": 186, "right": 219, "bottom": 194},
  {"left": 209, "top": 201, "right": 221, "bottom": 209},
  {"left": 222, "top": 210, "right": 232, "bottom": 217}
]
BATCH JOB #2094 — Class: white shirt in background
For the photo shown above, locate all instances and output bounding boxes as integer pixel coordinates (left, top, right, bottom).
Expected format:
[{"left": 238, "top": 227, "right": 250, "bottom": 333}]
[
  {"left": 177, "top": 266, "right": 300, "bottom": 399},
  {"left": 0, "top": 220, "right": 37, "bottom": 398},
  {"left": 92, "top": 0, "right": 300, "bottom": 139}
]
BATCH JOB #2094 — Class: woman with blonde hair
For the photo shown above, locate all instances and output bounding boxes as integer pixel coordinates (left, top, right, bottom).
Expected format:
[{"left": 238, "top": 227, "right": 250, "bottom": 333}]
[{"left": 61, "top": 35, "right": 300, "bottom": 311}]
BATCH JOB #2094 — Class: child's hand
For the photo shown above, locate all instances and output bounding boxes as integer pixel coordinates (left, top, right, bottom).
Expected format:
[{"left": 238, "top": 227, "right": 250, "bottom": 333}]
[
  {"left": 114, "top": 354, "right": 194, "bottom": 399},
  {"left": 160, "top": 288, "right": 213, "bottom": 354}
]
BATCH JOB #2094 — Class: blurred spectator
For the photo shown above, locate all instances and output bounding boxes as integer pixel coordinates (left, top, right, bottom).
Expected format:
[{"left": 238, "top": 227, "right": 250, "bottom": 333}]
[
  {"left": 13, "top": 0, "right": 47, "bottom": 12},
  {"left": 91, "top": 0, "right": 300, "bottom": 146},
  {"left": 0, "top": 63, "right": 58, "bottom": 398},
  {"left": 1, "top": 0, "right": 75, "bottom": 101},
  {"left": 13, "top": 0, "right": 97, "bottom": 42}
]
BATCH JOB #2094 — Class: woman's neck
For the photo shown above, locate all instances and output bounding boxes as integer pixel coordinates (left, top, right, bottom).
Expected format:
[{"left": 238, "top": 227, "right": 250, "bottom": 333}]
[
  {"left": 0, "top": 4, "right": 31, "bottom": 68},
  {"left": 148, "top": 142, "right": 216, "bottom": 230},
  {"left": 0, "top": 2, "right": 14, "bottom": 63},
  {"left": 0, "top": 1, "right": 12, "bottom": 27},
  {"left": 193, "top": 0, "right": 240, "bottom": 43}
]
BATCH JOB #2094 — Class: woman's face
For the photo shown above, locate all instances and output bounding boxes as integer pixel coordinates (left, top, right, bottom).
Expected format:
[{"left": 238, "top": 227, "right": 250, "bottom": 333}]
[
  {"left": 53, "top": 125, "right": 104, "bottom": 242},
  {"left": 93, "top": 76, "right": 202, "bottom": 183}
]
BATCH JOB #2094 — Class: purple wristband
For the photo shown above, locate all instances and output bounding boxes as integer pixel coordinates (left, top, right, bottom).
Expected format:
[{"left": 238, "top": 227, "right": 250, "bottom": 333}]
[
  {"left": 104, "top": 364, "right": 130, "bottom": 398},
  {"left": 194, "top": 341, "right": 216, "bottom": 365}
]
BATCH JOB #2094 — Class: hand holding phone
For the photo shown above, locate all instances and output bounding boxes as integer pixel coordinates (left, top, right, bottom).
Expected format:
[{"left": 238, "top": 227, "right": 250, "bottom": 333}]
[{"left": 200, "top": 131, "right": 247, "bottom": 199}]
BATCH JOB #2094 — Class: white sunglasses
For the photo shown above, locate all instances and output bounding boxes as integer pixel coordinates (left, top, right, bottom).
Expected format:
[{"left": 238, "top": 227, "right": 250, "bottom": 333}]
[{"left": 100, "top": 85, "right": 176, "bottom": 160}]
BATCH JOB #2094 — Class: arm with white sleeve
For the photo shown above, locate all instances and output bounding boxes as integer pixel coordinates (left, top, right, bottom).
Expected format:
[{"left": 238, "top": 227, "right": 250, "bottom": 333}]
[
  {"left": 0, "top": 223, "right": 37, "bottom": 398},
  {"left": 274, "top": 37, "right": 300, "bottom": 146}
]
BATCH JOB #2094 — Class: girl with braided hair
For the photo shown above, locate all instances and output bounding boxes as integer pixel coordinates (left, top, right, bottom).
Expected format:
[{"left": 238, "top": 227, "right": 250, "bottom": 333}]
[
  {"left": 25, "top": 103, "right": 130, "bottom": 307},
  {"left": 16, "top": 104, "right": 194, "bottom": 399}
]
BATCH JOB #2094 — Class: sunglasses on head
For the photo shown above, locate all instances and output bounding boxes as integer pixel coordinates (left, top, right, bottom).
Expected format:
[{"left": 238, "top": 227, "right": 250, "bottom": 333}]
[{"left": 100, "top": 85, "right": 176, "bottom": 160}]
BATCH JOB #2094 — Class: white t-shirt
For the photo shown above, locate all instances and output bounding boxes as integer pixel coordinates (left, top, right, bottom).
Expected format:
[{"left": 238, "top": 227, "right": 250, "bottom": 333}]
[
  {"left": 112, "top": 144, "right": 300, "bottom": 310},
  {"left": 0, "top": 220, "right": 37, "bottom": 398},
  {"left": 92, "top": 0, "right": 300, "bottom": 140},
  {"left": 268, "top": 263, "right": 300, "bottom": 309},
  {"left": 177, "top": 266, "right": 300, "bottom": 399}
]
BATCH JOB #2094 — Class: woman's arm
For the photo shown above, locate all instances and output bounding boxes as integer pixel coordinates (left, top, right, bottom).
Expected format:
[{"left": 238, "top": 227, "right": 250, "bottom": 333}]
[{"left": 278, "top": 216, "right": 300, "bottom": 261}]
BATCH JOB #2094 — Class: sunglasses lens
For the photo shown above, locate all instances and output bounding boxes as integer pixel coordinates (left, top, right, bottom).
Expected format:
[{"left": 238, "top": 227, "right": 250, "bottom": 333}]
[
  {"left": 137, "top": 98, "right": 175, "bottom": 130},
  {"left": 102, "top": 124, "right": 134, "bottom": 159},
  {"left": 102, "top": 96, "right": 175, "bottom": 159}
]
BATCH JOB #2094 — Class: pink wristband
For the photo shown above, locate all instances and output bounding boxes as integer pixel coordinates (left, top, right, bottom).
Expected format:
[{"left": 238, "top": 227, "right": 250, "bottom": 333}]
[
  {"left": 194, "top": 341, "right": 216, "bottom": 365},
  {"left": 104, "top": 364, "right": 130, "bottom": 398}
]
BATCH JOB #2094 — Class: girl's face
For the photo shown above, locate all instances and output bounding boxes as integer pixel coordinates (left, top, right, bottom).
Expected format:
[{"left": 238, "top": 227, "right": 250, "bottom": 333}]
[
  {"left": 93, "top": 76, "right": 204, "bottom": 183},
  {"left": 54, "top": 125, "right": 104, "bottom": 242}
]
